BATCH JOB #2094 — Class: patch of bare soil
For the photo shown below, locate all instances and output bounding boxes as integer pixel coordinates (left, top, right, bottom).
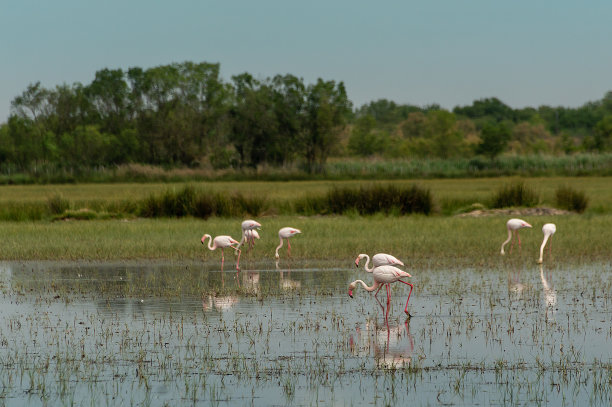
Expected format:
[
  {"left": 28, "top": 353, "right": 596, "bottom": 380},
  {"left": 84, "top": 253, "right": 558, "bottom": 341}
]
[{"left": 457, "top": 207, "right": 572, "bottom": 217}]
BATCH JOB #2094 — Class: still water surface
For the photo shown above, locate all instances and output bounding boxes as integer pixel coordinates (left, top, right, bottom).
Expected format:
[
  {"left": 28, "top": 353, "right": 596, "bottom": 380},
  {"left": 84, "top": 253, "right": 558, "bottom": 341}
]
[{"left": 0, "top": 260, "right": 610, "bottom": 406}]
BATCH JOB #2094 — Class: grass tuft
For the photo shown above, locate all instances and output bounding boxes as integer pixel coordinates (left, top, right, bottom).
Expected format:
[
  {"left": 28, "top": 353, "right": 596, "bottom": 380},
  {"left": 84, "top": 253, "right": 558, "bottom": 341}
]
[
  {"left": 491, "top": 182, "right": 539, "bottom": 208},
  {"left": 555, "top": 185, "right": 589, "bottom": 213}
]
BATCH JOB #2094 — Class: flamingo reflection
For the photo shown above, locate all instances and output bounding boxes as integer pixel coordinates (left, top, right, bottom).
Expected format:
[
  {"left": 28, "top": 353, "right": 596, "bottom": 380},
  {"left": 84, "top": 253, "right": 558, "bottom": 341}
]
[
  {"left": 507, "top": 268, "right": 526, "bottom": 301},
  {"left": 275, "top": 260, "right": 301, "bottom": 290},
  {"left": 202, "top": 295, "right": 239, "bottom": 312},
  {"left": 242, "top": 271, "right": 260, "bottom": 294},
  {"left": 350, "top": 320, "right": 414, "bottom": 368},
  {"left": 539, "top": 265, "right": 557, "bottom": 313}
]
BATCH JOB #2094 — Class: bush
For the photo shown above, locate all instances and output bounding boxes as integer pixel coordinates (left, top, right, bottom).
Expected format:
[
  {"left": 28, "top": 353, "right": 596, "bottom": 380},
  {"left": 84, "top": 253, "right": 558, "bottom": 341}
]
[
  {"left": 295, "top": 184, "right": 433, "bottom": 216},
  {"left": 47, "top": 194, "right": 70, "bottom": 214},
  {"left": 555, "top": 185, "right": 589, "bottom": 213},
  {"left": 491, "top": 182, "right": 539, "bottom": 208}
]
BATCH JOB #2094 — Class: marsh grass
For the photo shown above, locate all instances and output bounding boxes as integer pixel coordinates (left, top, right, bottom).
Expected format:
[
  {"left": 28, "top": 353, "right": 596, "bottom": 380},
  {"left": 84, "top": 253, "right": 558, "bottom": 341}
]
[
  {"left": 1, "top": 215, "right": 611, "bottom": 267},
  {"left": 491, "top": 181, "right": 540, "bottom": 208},
  {"left": 555, "top": 185, "right": 589, "bottom": 213},
  {"left": 294, "top": 184, "right": 433, "bottom": 215}
]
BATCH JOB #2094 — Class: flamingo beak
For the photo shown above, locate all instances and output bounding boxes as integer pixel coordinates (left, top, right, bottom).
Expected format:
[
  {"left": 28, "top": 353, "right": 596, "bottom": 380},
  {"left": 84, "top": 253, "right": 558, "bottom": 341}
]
[
  {"left": 348, "top": 290, "right": 353, "bottom": 298},
  {"left": 354, "top": 259, "right": 359, "bottom": 267}
]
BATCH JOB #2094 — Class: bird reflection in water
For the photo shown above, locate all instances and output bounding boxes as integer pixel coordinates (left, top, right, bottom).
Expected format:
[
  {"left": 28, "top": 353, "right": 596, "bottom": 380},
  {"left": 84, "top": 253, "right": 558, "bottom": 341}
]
[
  {"left": 202, "top": 295, "right": 239, "bottom": 312},
  {"left": 507, "top": 268, "right": 526, "bottom": 301},
  {"left": 540, "top": 265, "right": 557, "bottom": 315},
  {"left": 350, "top": 319, "right": 414, "bottom": 368},
  {"left": 275, "top": 260, "right": 301, "bottom": 290},
  {"left": 241, "top": 270, "right": 260, "bottom": 295}
]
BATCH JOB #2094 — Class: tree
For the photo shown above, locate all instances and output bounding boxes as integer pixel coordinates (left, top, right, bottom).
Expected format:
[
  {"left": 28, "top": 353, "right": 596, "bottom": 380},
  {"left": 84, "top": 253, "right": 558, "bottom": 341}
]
[
  {"left": 348, "top": 115, "right": 388, "bottom": 156},
  {"left": 477, "top": 122, "right": 510, "bottom": 159},
  {"left": 301, "top": 79, "right": 351, "bottom": 173}
]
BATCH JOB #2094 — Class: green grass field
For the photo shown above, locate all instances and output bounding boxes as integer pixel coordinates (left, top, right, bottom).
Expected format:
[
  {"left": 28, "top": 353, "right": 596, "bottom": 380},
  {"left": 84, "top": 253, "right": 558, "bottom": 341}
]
[
  {"left": 0, "top": 176, "right": 610, "bottom": 213},
  {"left": 0, "top": 177, "right": 610, "bottom": 263}
]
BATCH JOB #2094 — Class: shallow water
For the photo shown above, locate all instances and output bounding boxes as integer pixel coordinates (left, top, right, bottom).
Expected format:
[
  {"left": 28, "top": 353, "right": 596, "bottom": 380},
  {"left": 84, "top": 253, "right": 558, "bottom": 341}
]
[{"left": 0, "top": 259, "right": 611, "bottom": 406}]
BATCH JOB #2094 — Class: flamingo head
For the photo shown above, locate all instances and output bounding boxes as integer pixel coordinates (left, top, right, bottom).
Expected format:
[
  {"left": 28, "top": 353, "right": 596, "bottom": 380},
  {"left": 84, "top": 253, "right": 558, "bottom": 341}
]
[
  {"left": 348, "top": 282, "right": 357, "bottom": 298},
  {"left": 250, "top": 221, "right": 262, "bottom": 230},
  {"left": 354, "top": 254, "right": 365, "bottom": 267},
  {"left": 201, "top": 234, "right": 210, "bottom": 244},
  {"left": 522, "top": 222, "right": 532, "bottom": 228}
]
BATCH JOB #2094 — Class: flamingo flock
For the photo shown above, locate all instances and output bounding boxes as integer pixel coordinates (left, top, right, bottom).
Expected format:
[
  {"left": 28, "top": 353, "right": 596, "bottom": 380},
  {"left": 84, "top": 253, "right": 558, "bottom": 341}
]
[{"left": 200, "top": 217, "right": 558, "bottom": 319}]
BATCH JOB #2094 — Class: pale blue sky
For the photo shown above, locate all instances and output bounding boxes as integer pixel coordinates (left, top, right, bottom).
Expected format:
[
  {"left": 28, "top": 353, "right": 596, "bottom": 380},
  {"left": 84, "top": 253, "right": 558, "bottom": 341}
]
[{"left": 2, "top": 1, "right": 611, "bottom": 122}]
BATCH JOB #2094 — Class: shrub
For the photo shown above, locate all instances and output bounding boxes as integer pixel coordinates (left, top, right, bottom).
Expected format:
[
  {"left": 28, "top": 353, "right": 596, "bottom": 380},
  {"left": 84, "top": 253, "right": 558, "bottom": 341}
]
[
  {"left": 491, "top": 182, "right": 539, "bottom": 208},
  {"left": 555, "top": 185, "right": 589, "bottom": 213},
  {"left": 295, "top": 184, "right": 433, "bottom": 216},
  {"left": 47, "top": 194, "right": 70, "bottom": 214}
]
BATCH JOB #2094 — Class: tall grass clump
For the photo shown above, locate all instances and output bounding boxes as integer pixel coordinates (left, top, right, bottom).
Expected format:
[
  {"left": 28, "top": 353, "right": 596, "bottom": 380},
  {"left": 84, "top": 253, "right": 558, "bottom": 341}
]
[
  {"left": 138, "top": 186, "right": 268, "bottom": 218},
  {"left": 555, "top": 185, "right": 589, "bottom": 213},
  {"left": 47, "top": 194, "right": 70, "bottom": 214},
  {"left": 491, "top": 182, "right": 539, "bottom": 208},
  {"left": 295, "top": 184, "right": 433, "bottom": 215}
]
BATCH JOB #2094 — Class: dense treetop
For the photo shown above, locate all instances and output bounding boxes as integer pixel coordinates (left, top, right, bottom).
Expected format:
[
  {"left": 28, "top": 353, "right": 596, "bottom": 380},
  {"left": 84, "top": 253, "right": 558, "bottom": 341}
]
[{"left": 1, "top": 61, "right": 611, "bottom": 174}]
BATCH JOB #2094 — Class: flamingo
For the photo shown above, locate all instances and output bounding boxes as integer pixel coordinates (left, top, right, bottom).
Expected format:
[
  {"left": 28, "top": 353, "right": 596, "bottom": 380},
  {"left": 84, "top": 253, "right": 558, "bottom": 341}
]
[
  {"left": 537, "top": 223, "right": 556, "bottom": 264},
  {"left": 355, "top": 253, "right": 404, "bottom": 272},
  {"left": 237, "top": 220, "right": 262, "bottom": 250},
  {"left": 348, "top": 265, "right": 414, "bottom": 319},
  {"left": 244, "top": 229, "right": 260, "bottom": 250},
  {"left": 275, "top": 227, "right": 301, "bottom": 259},
  {"left": 201, "top": 234, "right": 241, "bottom": 270},
  {"left": 500, "top": 218, "right": 532, "bottom": 255}
]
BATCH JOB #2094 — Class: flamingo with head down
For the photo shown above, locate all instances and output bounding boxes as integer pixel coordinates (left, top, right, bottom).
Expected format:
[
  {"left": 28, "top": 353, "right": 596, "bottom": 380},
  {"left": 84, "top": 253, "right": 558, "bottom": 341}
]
[
  {"left": 275, "top": 227, "right": 301, "bottom": 259},
  {"left": 348, "top": 265, "right": 414, "bottom": 319},
  {"left": 237, "top": 219, "right": 261, "bottom": 251},
  {"left": 500, "top": 218, "right": 532, "bottom": 255},
  {"left": 537, "top": 223, "right": 556, "bottom": 264}
]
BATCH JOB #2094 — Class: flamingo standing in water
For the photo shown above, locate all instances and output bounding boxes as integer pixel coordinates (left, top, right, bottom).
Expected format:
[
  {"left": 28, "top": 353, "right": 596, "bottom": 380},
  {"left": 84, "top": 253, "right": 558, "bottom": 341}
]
[
  {"left": 275, "top": 227, "right": 301, "bottom": 259},
  {"left": 237, "top": 220, "right": 261, "bottom": 250},
  {"left": 355, "top": 253, "right": 404, "bottom": 272},
  {"left": 537, "top": 223, "right": 556, "bottom": 264},
  {"left": 201, "top": 234, "right": 241, "bottom": 270},
  {"left": 500, "top": 218, "right": 532, "bottom": 255},
  {"left": 348, "top": 265, "right": 414, "bottom": 319}
]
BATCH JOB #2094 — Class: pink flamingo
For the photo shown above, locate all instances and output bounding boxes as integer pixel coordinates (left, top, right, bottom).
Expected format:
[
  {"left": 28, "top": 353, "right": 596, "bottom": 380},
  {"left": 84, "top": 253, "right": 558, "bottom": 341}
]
[
  {"left": 348, "top": 265, "right": 414, "bottom": 319},
  {"left": 500, "top": 218, "right": 532, "bottom": 255},
  {"left": 237, "top": 220, "right": 262, "bottom": 250},
  {"left": 537, "top": 223, "right": 556, "bottom": 264},
  {"left": 355, "top": 253, "right": 404, "bottom": 272},
  {"left": 275, "top": 227, "right": 301, "bottom": 259},
  {"left": 201, "top": 234, "right": 241, "bottom": 270}
]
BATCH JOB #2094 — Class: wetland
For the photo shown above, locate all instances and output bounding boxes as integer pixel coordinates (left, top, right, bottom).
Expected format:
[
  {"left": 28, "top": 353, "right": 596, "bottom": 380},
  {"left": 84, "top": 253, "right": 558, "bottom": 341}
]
[{"left": 0, "top": 258, "right": 610, "bottom": 406}]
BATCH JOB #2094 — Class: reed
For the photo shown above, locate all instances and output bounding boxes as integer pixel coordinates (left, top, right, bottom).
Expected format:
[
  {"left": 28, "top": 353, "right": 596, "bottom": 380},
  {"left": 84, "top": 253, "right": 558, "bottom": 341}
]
[
  {"left": 555, "top": 185, "right": 589, "bottom": 213},
  {"left": 491, "top": 181, "right": 539, "bottom": 208}
]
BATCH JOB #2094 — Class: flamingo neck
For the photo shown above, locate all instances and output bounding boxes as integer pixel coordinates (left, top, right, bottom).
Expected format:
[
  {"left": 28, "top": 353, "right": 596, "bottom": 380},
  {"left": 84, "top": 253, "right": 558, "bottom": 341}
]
[
  {"left": 500, "top": 228, "right": 513, "bottom": 255},
  {"left": 361, "top": 255, "right": 374, "bottom": 272},
  {"left": 203, "top": 235, "right": 215, "bottom": 250},
  {"left": 538, "top": 234, "right": 550, "bottom": 263},
  {"left": 353, "top": 279, "right": 380, "bottom": 292},
  {"left": 275, "top": 238, "right": 284, "bottom": 257}
]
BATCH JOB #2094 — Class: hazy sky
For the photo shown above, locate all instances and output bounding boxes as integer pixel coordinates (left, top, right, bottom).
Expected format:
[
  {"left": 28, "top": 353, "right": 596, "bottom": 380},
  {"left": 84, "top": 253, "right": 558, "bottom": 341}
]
[{"left": 2, "top": 0, "right": 611, "bottom": 121}]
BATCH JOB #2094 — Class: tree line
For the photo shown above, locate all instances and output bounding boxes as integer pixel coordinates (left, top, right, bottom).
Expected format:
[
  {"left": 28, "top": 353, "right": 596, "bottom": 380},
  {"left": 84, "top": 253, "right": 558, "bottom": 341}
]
[{"left": 1, "top": 61, "right": 611, "bottom": 174}]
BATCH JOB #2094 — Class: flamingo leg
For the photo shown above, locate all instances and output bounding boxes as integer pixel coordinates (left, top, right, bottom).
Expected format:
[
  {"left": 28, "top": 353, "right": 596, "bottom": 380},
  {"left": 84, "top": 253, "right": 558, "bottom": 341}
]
[
  {"left": 221, "top": 249, "right": 225, "bottom": 266},
  {"left": 517, "top": 231, "right": 522, "bottom": 252},
  {"left": 398, "top": 280, "right": 414, "bottom": 317},
  {"left": 385, "top": 284, "right": 391, "bottom": 322},
  {"left": 235, "top": 247, "right": 242, "bottom": 270},
  {"left": 509, "top": 231, "right": 516, "bottom": 254},
  {"left": 374, "top": 283, "right": 384, "bottom": 300},
  {"left": 287, "top": 240, "right": 291, "bottom": 257},
  {"left": 549, "top": 236, "right": 553, "bottom": 256}
]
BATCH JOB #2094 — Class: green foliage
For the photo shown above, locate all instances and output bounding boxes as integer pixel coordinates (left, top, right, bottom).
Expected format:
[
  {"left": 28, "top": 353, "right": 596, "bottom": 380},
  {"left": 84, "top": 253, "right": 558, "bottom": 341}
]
[
  {"left": 138, "top": 186, "right": 269, "bottom": 219},
  {"left": 555, "top": 185, "right": 589, "bottom": 213},
  {"left": 477, "top": 122, "right": 511, "bottom": 159},
  {"left": 295, "top": 184, "right": 432, "bottom": 216},
  {"left": 491, "top": 182, "right": 539, "bottom": 208},
  {"left": 47, "top": 194, "right": 70, "bottom": 214}
]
